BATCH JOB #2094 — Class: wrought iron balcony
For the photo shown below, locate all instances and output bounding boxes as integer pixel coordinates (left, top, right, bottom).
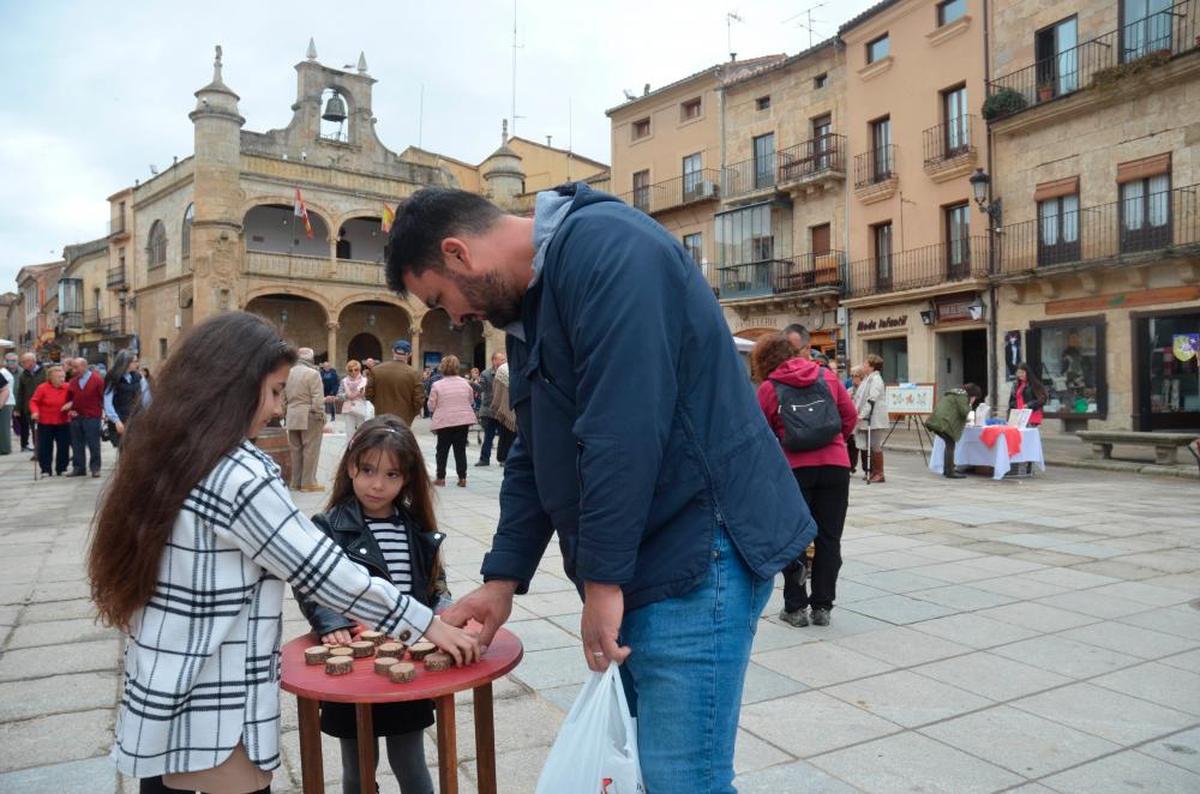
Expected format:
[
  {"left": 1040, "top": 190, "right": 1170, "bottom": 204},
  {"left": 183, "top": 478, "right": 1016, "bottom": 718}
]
[
  {"left": 923, "top": 116, "right": 976, "bottom": 168},
  {"left": 619, "top": 169, "right": 721, "bottom": 215},
  {"left": 108, "top": 216, "right": 127, "bottom": 236},
  {"left": 845, "top": 237, "right": 988, "bottom": 298},
  {"left": 985, "top": 0, "right": 1199, "bottom": 122},
  {"left": 716, "top": 251, "right": 845, "bottom": 301},
  {"left": 853, "top": 145, "right": 897, "bottom": 190},
  {"left": 996, "top": 185, "right": 1199, "bottom": 274},
  {"left": 776, "top": 134, "right": 846, "bottom": 188},
  {"left": 722, "top": 154, "right": 779, "bottom": 200},
  {"left": 106, "top": 264, "right": 126, "bottom": 289}
]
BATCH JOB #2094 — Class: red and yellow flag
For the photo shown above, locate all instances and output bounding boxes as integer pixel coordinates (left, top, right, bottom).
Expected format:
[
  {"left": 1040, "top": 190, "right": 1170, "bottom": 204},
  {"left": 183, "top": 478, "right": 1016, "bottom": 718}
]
[
  {"left": 293, "top": 188, "right": 314, "bottom": 239},
  {"left": 381, "top": 203, "right": 395, "bottom": 233}
]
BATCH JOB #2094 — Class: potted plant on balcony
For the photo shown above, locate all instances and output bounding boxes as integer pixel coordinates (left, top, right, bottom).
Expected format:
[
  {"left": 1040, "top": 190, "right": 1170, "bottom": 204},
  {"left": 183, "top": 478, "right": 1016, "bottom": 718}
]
[
  {"left": 1037, "top": 81, "right": 1055, "bottom": 102},
  {"left": 981, "top": 88, "right": 1028, "bottom": 120}
]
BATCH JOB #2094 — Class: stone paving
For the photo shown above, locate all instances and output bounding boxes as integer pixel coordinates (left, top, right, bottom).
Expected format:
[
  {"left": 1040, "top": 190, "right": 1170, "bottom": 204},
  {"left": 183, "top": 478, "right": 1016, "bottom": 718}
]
[{"left": 0, "top": 422, "right": 1198, "bottom": 793}]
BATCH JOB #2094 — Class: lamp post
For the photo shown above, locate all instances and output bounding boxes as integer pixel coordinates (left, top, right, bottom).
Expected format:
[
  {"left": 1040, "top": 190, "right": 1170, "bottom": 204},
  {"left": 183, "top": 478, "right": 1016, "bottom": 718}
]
[{"left": 969, "top": 167, "right": 1001, "bottom": 406}]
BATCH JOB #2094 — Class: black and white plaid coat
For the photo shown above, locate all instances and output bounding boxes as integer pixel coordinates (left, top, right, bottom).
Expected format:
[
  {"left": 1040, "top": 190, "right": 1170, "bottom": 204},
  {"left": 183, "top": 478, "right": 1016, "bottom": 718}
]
[{"left": 112, "top": 441, "right": 433, "bottom": 778}]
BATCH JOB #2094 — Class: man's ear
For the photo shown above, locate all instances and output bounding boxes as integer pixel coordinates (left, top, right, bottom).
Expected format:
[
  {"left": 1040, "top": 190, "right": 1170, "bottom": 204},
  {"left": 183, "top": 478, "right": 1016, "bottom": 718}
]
[{"left": 440, "top": 237, "right": 470, "bottom": 271}]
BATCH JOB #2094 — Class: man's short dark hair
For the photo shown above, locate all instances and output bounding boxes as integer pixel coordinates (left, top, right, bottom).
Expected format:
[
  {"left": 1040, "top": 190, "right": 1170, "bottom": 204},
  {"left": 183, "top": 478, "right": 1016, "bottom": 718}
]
[
  {"left": 384, "top": 188, "right": 504, "bottom": 294},
  {"left": 782, "top": 323, "right": 810, "bottom": 345}
]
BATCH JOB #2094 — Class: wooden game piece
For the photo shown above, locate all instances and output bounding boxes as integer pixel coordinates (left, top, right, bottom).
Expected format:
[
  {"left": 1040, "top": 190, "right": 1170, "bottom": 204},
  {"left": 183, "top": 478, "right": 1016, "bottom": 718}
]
[
  {"left": 325, "top": 656, "right": 353, "bottom": 676},
  {"left": 387, "top": 662, "right": 416, "bottom": 683},
  {"left": 349, "top": 640, "right": 376, "bottom": 658},
  {"left": 359, "top": 630, "right": 385, "bottom": 646},
  {"left": 408, "top": 641, "right": 436, "bottom": 660},
  {"left": 328, "top": 646, "right": 354, "bottom": 658},
  {"left": 303, "top": 646, "right": 331, "bottom": 665},
  {"left": 377, "top": 641, "right": 406, "bottom": 659},
  {"left": 423, "top": 651, "right": 453, "bottom": 672},
  {"left": 374, "top": 657, "right": 400, "bottom": 674}
]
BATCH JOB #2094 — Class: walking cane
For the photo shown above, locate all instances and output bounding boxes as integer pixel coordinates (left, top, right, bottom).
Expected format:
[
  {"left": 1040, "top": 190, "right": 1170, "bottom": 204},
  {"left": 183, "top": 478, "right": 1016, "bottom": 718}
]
[
  {"left": 31, "top": 422, "right": 39, "bottom": 482},
  {"left": 864, "top": 399, "right": 875, "bottom": 486}
]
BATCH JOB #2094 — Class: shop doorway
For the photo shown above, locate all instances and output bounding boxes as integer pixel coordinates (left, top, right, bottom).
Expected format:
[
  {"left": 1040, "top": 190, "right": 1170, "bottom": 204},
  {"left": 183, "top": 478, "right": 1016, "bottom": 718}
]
[
  {"left": 866, "top": 336, "right": 909, "bottom": 383},
  {"left": 936, "top": 329, "right": 988, "bottom": 396},
  {"left": 1133, "top": 311, "right": 1200, "bottom": 431}
]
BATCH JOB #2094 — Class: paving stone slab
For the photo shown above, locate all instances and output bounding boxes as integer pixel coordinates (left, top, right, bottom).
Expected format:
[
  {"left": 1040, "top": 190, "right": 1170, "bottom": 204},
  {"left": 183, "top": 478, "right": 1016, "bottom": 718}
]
[
  {"left": 1090, "top": 661, "right": 1200, "bottom": 716},
  {"left": 740, "top": 691, "right": 901, "bottom": 758},
  {"left": 0, "top": 756, "right": 118, "bottom": 794},
  {"left": 5, "top": 616, "right": 117, "bottom": 649},
  {"left": 1040, "top": 748, "right": 1200, "bottom": 793},
  {"left": 913, "top": 652, "right": 1071, "bottom": 702},
  {"left": 1060, "top": 622, "right": 1197, "bottom": 660},
  {"left": 975, "top": 602, "right": 1099, "bottom": 634},
  {"left": 733, "top": 727, "right": 795, "bottom": 776},
  {"left": 989, "top": 635, "right": 1143, "bottom": 679},
  {"left": 843, "top": 594, "right": 957, "bottom": 626},
  {"left": 825, "top": 669, "right": 992, "bottom": 727},
  {"left": 733, "top": 759, "right": 860, "bottom": 793},
  {"left": 1117, "top": 606, "right": 1200, "bottom": 642},
  {"left": 1011, "top": 682, "right": 1197, "bottom": 746},
  {"left": 908, "top": 584, "right": 1018, "bottom": 612},
  {"left": 0, "top": 707, "right": 113, "bottom": 771},
  {"left": 909, "top": 613, "right": 1040, "bottom": 650},
  {"left": 754, "top": 640, "right": 895, "bottom": 689},
  {"left": 0, "top": 671, "right": 120, "bottom": 721},
  {"left": 1138, "top": 726, "right": 1200, "bottom": 774},
  {"left": 19, "top": 598, "right": 99, "bottom": 623},
  {"left": 834, "top": 625, "right": 973, "bottom": 669}
]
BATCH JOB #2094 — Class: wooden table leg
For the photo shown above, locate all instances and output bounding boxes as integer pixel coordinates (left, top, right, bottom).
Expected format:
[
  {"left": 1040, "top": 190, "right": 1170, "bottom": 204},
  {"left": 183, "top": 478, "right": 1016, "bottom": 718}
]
[
  {"left": 436, "top": 694, "right": 459, "bottom": 794},
  {"left": 296, "top": 697, "right": 324, "bottom": 794},
  {"left": 355, "top": 703, "right": 376, "bottom": 794},
  {"left": 473, "top": 683, "right": 497, "bottom": 794}
]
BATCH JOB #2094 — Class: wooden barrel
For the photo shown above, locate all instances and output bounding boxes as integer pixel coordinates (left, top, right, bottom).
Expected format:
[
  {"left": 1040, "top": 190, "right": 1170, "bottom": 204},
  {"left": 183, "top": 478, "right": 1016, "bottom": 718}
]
[{"left": 253, "top": 426, "right": 293, "bottom": 485}]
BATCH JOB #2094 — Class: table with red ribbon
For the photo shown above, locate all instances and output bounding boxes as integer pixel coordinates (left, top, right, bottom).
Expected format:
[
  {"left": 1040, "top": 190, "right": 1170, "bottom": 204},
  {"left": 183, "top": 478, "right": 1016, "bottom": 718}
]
[{"left": 929, "top": 425, "right": 1045, "bottom": 480}]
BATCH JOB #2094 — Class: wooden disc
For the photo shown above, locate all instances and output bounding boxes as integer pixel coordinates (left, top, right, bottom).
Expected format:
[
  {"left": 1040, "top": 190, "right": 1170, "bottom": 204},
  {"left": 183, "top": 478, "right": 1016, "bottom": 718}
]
[
  {"left": 423, "top": 651, "right": 453, "bottom": 672},
  {"left": 328, "top": 647, "right": 354, "bottom": 657},
  {"left": 325, "top": 657, "right": 353, "bottom": 676},
  {"left": 408, "top": 641, "right": 436, "bottom": 660},
  {"left": 359, "top": 630, "right": 385, "bottom": 645},
  {"left": 374, "top": 656, "right": 400, "bottom": 674},
  {"left": 387, "top": 662, "right": 416, "bottom": 683},
  {"left": 377, "top": 641, "right": 406, "bottom": 659},
  {"left": 349, "top": 641, "right": 376, "bottom": 658},
  {"left": 303, "top": 646, "right": 330, "bottom": 666}
]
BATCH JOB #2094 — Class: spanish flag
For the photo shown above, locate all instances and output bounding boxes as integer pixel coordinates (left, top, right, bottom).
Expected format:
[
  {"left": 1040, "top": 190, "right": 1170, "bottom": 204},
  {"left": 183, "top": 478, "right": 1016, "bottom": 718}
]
[
  {"left": 381, "top": 203, "right": 395, "bottom": 233},
  {"left": 293, "top": 188, "right": 314, "bottom": 239}
]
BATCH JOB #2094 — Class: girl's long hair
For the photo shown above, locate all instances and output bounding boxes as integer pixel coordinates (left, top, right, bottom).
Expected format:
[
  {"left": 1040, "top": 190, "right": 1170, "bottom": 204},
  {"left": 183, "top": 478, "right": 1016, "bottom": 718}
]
[
  {"left": 104, "top": 348, "right": 135, "bottom": 395},
  {"left": 326, "top": 415, "right": 441, "bottom": 592},
  {"left": 88, "top": 312, "right": 297, "bottom": 629},
  {"left": 1015, "top": 361, "right": 1048, "bottom": 403}
]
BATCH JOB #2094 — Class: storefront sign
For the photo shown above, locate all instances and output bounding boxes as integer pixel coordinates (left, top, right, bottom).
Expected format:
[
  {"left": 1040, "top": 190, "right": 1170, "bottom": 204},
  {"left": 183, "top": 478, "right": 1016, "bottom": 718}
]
[
  {"left": 856, "top": 316, "right": 907, "bottom": 332},
  {"left": 935, "top": 294, "right": 979, "bottom": 323}
]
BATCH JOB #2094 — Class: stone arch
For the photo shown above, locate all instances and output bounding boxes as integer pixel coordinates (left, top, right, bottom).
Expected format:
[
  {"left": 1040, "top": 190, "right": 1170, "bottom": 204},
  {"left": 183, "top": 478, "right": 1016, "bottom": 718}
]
[
  {"left": 243, "top": 285, "right": 332, "bottom": 324},
  {"left": 347, "top": 332, "right": 383, "bottom": 364},
  {"left": 418, "top": 308, "right": 483, "bottom": 371},
  {"left": 239, "top": 195, "right": 338, "bottom": 235},
  {"left": 244, "top": 293, "right": 330, "bottom": 358},
  {"left": 332, "top": 291, "right": 414, "bottom": 323},
  {"left": 336, "top": 298, "right": 412, "bottom": 368}
]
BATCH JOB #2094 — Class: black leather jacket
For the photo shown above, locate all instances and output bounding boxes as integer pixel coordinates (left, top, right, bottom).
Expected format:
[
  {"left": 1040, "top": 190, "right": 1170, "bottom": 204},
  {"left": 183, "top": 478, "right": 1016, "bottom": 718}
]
[{"left": 294, "top": 499, "right": 450, "bottom": 637}]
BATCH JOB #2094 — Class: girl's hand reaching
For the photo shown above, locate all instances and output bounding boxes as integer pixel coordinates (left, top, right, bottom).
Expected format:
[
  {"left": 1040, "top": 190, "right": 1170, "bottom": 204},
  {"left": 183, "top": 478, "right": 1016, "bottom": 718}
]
[
  {"left": 423, "top": 616, "right": 482, "bottom": 667},
  {"left": 321, "top": 629, "right": 354, "bottom": 645}
]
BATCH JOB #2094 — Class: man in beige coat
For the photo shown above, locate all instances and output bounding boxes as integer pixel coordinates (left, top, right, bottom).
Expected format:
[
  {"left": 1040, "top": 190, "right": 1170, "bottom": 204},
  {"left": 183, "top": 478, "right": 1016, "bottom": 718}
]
[
  {"left": 284, "top": 347, "right": 326, "bottom": 491},
  {"left": 366, "top": 339, "right": 424, "bottom": 425}
]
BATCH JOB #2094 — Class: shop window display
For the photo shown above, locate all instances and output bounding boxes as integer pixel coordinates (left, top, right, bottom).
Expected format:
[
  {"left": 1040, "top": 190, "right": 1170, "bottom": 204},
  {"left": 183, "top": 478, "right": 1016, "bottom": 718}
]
[
  {"left": 866, "top": 337, "right": 909, "bottom": 384},
  {"left": 1029, "top": 321, "right": 1104, "bottom": 416},
  {"left": 1147, "top": 314, "right": 1200, "bottom": 416}
]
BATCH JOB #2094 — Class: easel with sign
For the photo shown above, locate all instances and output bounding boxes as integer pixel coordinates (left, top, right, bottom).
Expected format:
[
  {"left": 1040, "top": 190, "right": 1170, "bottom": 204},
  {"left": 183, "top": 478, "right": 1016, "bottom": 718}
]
[{"left": 881, "top": 383, "right": 937, "bottom": 464}]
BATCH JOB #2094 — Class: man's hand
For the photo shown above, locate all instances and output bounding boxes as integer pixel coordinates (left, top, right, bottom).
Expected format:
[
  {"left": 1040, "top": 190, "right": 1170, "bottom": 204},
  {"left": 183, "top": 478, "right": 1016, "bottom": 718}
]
[
  {"left": 423, "top": 616, "right": 482, "bottom": 667},
  {"left": 581, "top": 581, "right": 631, "bottom": 672},
  {"left": 439, "top": 579, "right": 517, "bottom": 648},
  {"left": 115, "top": 420, "right": 125, "bottom": 435}
]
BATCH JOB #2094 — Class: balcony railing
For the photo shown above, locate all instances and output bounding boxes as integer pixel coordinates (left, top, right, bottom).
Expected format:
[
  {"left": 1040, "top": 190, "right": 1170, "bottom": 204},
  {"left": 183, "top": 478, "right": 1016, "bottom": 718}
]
[
  {"left": 244, "top": 249, "right": 388, "bottom": 286},
  {"left": 996, "top": 185, "right": 1200, "bottom": 274},
  {"left": 722, "top": 154, "right": 779, "bottom": 200},
  {"left": 334, "top": 259, "right": 387, "bottom": 286},
  {"left": 58, "top": 311, "right": 84, "bottom": 331},
  {"left": 106, "top": 264, "right": 126, "bottom": 289},
  {"left": 620, "top": 169, "right": 722, "bottom": 214},
  {"left": 846, "top": 237, "right": 988, "bottom": 298},
  {"left": 108, "top": 217, "right": 126, "bottom": 236},
  {"left": 923, "top": 116, "right": 976, "bottom": 167},
  {"left": 716, "top": 251, "right": 845, "bottom": 301},
  {"left": 84, "top": 309, "right": 118, "bottom": 334},
  {"left": 853, "top": 145, "right": 897, "bottom": 190},
  {"left": 777, "top": 134, "right": 846, "bottom": 186},
  {"left": 986, "top": 0, "right": 1199, "bottom": 121}
]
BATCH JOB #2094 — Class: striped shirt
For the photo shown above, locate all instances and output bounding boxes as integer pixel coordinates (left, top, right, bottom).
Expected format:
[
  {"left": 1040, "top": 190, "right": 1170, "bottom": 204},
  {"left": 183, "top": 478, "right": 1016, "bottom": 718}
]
[{"left": 368, "top": 513, "right": 414, "bottom": 594}]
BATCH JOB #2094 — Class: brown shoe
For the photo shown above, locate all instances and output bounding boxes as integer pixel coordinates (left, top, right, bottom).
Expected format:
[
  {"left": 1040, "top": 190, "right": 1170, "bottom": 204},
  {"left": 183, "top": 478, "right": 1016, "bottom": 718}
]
[
  {"left": 457, "top": 478, "right": 467, "bottom": 487},
  {"left": 433, "top": 479, "right": 446, "bottom": 487},
  {"left": 868, "top": 451, "right": 886, "bottom": 483}
]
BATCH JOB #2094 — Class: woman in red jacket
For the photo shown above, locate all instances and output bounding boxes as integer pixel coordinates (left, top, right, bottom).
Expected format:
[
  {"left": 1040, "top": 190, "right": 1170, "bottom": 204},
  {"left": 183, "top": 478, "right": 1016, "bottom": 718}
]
[
  {"left": 29, "top": 364, "right": 72, "bottom": 476},
  {"left": 753, "top": 332, "right": 857, "bottom": 628}
]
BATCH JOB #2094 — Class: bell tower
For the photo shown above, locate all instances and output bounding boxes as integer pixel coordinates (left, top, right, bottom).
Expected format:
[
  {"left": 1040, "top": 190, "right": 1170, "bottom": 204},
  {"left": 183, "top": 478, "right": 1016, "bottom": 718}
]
[
  {"left": 293, "top": 39, "right": 377, "bottom": 148},
  {"left": 188, "top": 45, "right": 245, "bottom": 316}
]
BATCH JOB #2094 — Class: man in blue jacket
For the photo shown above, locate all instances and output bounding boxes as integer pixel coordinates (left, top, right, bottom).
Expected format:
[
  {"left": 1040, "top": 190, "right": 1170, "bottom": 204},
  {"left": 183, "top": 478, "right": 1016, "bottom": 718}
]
[{"left": 385, "top": 184, "right": 815, "bottom": 793}]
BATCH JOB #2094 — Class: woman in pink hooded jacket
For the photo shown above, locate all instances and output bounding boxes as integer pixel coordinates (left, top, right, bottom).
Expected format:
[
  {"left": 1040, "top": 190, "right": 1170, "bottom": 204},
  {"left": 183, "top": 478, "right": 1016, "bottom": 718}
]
[
  {"left": 428, "top": 355, "right": 477, "bottom": 487},
  {"left": 753, "top": 332, "right": 857, "bottom": 628}
]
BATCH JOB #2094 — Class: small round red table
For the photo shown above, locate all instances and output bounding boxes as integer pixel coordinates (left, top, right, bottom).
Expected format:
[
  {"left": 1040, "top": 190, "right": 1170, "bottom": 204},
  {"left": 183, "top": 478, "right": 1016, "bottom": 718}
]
[{"left": 280, "top": 628, "right": 523, "bottom": 794}]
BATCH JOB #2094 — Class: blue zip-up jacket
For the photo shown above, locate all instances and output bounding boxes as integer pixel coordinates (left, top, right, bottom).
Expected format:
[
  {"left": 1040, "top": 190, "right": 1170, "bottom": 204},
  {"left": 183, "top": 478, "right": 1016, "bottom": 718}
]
[{"left": 479, "top": 183, "right": 816, "bottom": 612}]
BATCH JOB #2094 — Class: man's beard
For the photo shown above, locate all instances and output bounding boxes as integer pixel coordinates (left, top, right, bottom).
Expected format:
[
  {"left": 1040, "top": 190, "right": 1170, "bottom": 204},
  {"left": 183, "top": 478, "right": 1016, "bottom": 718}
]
[{"left": 451, "top": 270, "right": 524, "bottom": 328}]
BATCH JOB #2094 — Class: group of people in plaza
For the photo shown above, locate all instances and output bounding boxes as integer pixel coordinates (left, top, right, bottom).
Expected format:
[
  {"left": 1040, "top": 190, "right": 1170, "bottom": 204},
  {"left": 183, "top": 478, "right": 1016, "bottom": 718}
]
[{"left": 0, "top": 348, "right": 148, "bottom": 477}]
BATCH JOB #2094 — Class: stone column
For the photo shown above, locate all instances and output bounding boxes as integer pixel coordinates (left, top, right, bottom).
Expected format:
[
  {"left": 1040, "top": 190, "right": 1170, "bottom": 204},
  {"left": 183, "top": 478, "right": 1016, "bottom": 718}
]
[
  {"left": 410, "top": 327, "right": 422, "bottom": 370},
  {"left": 483, "top": 323, "right": 506, "bottom": 363},
  {"left": 325, "top": 320, "right": 340, "bottom": 367}
]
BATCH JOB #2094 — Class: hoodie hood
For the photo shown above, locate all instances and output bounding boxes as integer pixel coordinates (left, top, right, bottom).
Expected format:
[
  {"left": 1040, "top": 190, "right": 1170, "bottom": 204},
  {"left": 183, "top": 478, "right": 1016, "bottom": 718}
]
[{"left": 769, "top": 356, "right": 824, "bottom": 388}]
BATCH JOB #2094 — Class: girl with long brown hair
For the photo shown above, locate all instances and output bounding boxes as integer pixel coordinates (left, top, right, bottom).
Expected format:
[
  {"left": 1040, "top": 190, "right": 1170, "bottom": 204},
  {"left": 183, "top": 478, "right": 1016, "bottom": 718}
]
[
  {"left": 296, "top": 415, "right": 449, "bottom": 794},
  {"left": 87, "top": 311, "right": 478, "bottom": 794}
]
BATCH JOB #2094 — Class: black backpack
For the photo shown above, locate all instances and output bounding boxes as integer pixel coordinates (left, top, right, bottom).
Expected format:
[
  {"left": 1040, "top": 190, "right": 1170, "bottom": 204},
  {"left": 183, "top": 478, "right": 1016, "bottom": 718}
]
[{"left": 773, "top": 375, "right": 842, "bottom": 451}]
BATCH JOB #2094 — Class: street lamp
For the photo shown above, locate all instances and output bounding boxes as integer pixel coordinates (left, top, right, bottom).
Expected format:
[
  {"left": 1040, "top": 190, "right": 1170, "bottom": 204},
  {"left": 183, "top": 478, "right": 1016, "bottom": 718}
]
[{"left": 969, "top": 168, "right": 1002, "bottom": 228}]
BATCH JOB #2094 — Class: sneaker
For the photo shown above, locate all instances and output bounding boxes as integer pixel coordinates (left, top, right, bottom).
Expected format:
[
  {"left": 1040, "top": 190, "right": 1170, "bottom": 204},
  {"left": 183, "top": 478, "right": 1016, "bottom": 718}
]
[
  {"left": 778, "top": 608, "right": 809, "bottom": 627},
  {"left": 811, "top": 608, "right": 832, "bottom": 626},
  {"left": 474, "top": 461, "right": 490, "bottom": 467}
]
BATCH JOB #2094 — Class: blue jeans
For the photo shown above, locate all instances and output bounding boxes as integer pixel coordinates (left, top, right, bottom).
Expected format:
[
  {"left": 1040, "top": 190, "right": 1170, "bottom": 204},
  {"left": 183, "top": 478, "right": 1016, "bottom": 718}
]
[
  {"left": 477, "top": 416, "right": 498, "bottom": 463},
  {"left": 619, "top": 525, "right": 773, "bottom": 794},
  {"left": 70, "top": 416, "right": 102, "bottom": 474}
]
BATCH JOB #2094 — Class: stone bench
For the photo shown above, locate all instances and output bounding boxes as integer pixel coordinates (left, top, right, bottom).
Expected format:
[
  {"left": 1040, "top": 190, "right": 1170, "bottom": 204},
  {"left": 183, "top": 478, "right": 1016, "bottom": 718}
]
[{"left": 1076, "top": 430, "right": 1200, "bottom": 466}]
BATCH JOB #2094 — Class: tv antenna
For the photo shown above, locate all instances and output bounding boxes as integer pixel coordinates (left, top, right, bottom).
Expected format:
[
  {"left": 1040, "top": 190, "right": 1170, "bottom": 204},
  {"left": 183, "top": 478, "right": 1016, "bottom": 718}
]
[
  {"left": 726, "top": 11, "right": 743, "bottom": 61},
  {"left": 510, "top": 0, "right": 525, "bottom": 139},
  {"left": 783, "top": 2, "right": 827, "bottom": 49}
]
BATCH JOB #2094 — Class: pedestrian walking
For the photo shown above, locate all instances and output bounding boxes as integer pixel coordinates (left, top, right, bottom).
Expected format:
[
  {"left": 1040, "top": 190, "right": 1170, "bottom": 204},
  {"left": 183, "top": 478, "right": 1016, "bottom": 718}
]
[
  {"left": 339, "top": 358, "right": 372, "bottom": 437},
  {"left": 384, "top": 184, "right": 815, "bottom": 793},
  {"left": 66, "top": 358, "right": 104, "bottom": 477},
  {"left": 0, "top": 359, "right": 14, "bottom": 456},
  {"left": 428, "top": 354, "right": 476, "bottom": 487},
  {"left": 295, "top": 415, "right": 452, "bottom": 794},
  {"left": 753, "top": 331, "right": 857, "bottom": 628},
  {"left": 926, "top": 383, "right": 985, "bottom": 479},
  {"left": 846, "top": 365, "right": 865, "bottom": 474},
  {"left": 474, "top": 351, "right": 506, "bottom": 467},
  {"left": 284, "top": 347, "right": 325, "bottom": 491},
  {"left": 14, "top": 352, "right": 45, "bottom": 453},
  {"left": 490, "top": 361, "right": 517, "bottom": 464},
  {"left": 103, "top": 349, "right": 149, "bottom": 447},
  {"left": 320, "top": 359, "right": 340, "bottom": 424},
  {"left": 29, "top": 364, "right": 71, "bottom": 476},
  {"left": 858, "top": 353, "right": 888, "bottom": 483},
  {"left": 366, "top": 340, "right": 425, "bottom": 426},
  {"left": 86, "top": 311, "right": 478, "bottom": 794}
]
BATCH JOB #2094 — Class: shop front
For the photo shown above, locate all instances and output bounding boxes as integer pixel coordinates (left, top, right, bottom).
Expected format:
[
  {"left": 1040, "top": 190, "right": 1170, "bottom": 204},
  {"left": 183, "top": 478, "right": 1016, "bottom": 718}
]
[{"left": 1133, "top": 308, "right": 1200, "bottom": 431}]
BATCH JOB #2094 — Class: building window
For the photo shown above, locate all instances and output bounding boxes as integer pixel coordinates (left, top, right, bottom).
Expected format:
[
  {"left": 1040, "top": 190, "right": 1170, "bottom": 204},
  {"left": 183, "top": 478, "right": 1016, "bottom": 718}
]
[
  {"left": 812, "top": 114, "right": 833, "bottom": 169},
  {"left": 945, "top": 202, "right": 971, "bottom": 275},
  {"left": 870, "top": 116, "right": 893, "bottom": 181},
  {"left": 159, "top": 338, "right": 169, "bottom": 360},
  {"left": 682, "top": 232, "right": 703, "bottom": 265},
  {"left": 810, "top": 223, "right": 831, "bottom": 256},
  {"left": 1120, "top": 173, "right": 1172, "bottom": 253},
  {"left": 756, "top": 95, "right": 771, "bottom": 110},
  {"left": 119, "top": 248, "right": 125, "bottom": 269},
  {"left": 681, "top": 98, "right": 702, "bottom": 121},
  {"left": 866, "top": 34, "right": 890, "bottom": 64},
  {"left": 753, "top": 132, "right": 775, "bottom": 190},
  {"left": 872, "top": 221, "right": 893, "bottom": 286},
  {"left": 866, "top": 337, "right": 909, "bottom": 383},
  {"left": 1027, "top": 319, "right": 1106, "bottom": 417},
  {"left": 181, "top": 203, "right": 194, "bottom": 260},
  {"left": 714, "top": 203, "right": 792, "bottom": 266},
  {"left": 632, "top": 170, "right": 651, "bottom": 212},
  {"left": 146, "top": 220, "right": 167, "bottom": 269},
  {"left": 632, "top": 118, "right": 651, "bottom": 140},
  {"left": 813, "top": 73, "right": 828, "bottom": 89},
  {"left": 1037, "top": 193, "right": 1080, "bottom": 265},
  {"left": 937, "top": 0, "right": 966, "bottom": 26},
  {"left": 682, "top": 153, "right": 704, "bottom": 200},
  {"left": 942, "top": 85, "right": 969, "bottom": 155},
  {"left": 1122, "top": 0, "right": 1173, "bottom": 62},
  {"left": 1035, "top": 17, "right": 1079, "bottom": 99}
]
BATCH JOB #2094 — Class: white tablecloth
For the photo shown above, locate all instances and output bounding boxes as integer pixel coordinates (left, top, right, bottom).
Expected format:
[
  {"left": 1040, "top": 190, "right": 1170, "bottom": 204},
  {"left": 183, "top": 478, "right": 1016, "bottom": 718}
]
[{"left": 929, "top": 426, "right": 1046, "bottom": 480}]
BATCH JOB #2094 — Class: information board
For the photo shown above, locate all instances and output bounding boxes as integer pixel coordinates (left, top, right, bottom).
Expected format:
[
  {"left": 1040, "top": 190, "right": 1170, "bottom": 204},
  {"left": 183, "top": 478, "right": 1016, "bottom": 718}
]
[{"left": 884, "top": 383, "right": 936, "bottom": 415}]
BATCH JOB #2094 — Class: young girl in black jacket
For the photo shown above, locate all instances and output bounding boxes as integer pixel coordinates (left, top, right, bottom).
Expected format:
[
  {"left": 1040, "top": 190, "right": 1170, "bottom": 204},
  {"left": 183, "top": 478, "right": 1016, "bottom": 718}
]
[{"left": 296, "top": 415, "right": 451, "bottom": 794}]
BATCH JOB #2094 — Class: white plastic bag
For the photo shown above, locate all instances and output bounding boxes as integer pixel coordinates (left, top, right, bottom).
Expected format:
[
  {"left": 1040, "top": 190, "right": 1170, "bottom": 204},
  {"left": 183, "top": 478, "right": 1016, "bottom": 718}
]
[{"left": 535, "top": 662, "right": 645, "bottom": 794}]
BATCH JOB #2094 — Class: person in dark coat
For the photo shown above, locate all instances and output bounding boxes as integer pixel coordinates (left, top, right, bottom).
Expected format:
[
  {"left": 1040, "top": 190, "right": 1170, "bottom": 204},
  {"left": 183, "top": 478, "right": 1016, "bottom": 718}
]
[
  {"left": 926, "top": 383, "right": 984, "bottom": 479},
  {"left": 13, "top": 353, "right": 45, "bottom": 452}
]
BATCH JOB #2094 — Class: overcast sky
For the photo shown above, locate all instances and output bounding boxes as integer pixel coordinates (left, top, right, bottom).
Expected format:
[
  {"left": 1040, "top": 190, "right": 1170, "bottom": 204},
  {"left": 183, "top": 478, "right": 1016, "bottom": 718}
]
[{"left": 0, "top": 0, "right": 877, "bottom": 290}]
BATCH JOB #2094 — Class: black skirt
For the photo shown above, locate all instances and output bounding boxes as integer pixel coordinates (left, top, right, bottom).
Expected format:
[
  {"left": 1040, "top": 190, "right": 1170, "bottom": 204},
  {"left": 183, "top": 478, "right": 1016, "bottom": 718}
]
[{"left": 319, "top": 698, "right": 435, "bottom": 739}]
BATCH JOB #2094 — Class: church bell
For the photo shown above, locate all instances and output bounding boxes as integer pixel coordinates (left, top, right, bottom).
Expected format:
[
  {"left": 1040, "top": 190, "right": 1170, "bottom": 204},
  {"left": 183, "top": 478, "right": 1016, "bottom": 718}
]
[{"left": 322, "top": 91, "right": 348, "bottom": 123}]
